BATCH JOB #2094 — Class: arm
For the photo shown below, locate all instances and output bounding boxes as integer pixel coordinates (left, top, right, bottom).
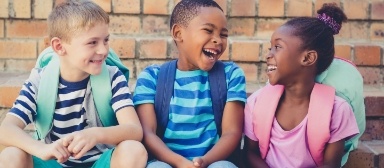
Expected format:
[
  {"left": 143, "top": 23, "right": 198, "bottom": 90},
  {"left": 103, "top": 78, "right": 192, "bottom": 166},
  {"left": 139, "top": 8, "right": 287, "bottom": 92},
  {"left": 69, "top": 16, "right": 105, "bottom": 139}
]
[
  {"left": 63, "top": 106, "right": 143, "bottom": 159},
  {"left": 136, "top": 103, "right": 194, "bottom": 167},
  {"left": 0, "top": 115, "right": 70, "bottom": 162},
  {"left": 319, "top": 140, "right": 345, "bottom": 168},
  {"left": 196, "top": 101, "right": 243, "bottom": 167},
  {"left": 243, "top": 136, "right": 269, "bottom": 168}
]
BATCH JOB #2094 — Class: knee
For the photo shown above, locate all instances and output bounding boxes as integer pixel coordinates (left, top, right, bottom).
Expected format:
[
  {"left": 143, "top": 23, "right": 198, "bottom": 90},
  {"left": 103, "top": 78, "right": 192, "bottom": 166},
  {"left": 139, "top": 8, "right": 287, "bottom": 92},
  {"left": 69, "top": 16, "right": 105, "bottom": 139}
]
[
  {"left": 208, "top": 160, "right": 237, "bottom": 168},
  {"left": 113, "top": 140, "right": 147, "bottom": 167},
  {"left": 0, "top": 147, "right": 32, "bottom": 168}
]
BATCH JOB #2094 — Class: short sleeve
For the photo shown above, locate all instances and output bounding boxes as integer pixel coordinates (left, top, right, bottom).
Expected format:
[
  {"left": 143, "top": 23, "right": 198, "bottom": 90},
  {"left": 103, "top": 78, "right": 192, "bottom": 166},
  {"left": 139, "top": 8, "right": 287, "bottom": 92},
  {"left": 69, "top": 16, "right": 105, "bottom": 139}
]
[
  {"left": 109, "top": 66, "right": 134, "bottom": 112},
  {"left": 328, "top": 96, "right": 360, "bottom": 143},
  {"left": 133, "top": 65, "right": 160, "bottom": 105},
  {"left": 225, "top": 62, "right": 247, "bottom": 103}
]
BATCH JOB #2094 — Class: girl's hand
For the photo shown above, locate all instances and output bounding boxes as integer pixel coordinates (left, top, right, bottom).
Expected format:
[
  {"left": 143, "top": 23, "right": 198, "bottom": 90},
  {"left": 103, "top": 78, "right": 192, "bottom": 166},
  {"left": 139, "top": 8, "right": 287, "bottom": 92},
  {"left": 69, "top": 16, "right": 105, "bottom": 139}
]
[
  {"left": 37, "top": 139, "right": 71, "bottom": 163},
  {"left": 62, "top": 128, "right": 98, "bottom": 159}
]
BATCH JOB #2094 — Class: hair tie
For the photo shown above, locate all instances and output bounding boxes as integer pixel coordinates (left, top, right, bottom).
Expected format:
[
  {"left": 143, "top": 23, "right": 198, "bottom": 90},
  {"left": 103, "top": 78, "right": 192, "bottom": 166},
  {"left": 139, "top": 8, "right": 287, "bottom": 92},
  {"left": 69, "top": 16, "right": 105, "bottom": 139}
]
[{"left": 317, "top": 13, "right": 341, "bottom": 35}]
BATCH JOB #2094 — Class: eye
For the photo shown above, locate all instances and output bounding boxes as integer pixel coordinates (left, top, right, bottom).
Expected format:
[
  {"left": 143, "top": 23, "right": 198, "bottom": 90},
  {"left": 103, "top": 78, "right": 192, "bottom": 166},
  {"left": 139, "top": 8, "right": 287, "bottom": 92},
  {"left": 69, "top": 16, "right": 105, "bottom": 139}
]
[
  {"left": 220, "top": 33, "right": 228, "bottom": 38},
  {"left": 104, "top": 38, "right": 109, "bottom": 44},
  {"left": 268, "top": 48, "right": 272, "bottom": 51},
  {"left": 204, "top": 28, "right": 213, "bottom": 33},
  {"left": 88, "top": 41, "right": 97, "bottom": 45}
]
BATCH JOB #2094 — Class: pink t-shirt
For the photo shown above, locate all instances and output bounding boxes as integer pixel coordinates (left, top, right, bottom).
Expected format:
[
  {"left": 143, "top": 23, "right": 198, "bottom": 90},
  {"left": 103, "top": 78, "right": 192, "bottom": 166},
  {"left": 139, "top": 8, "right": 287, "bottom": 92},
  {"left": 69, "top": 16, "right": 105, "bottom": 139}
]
[{"left": 244, "top": 90, "right": 359, "bottom": 168}]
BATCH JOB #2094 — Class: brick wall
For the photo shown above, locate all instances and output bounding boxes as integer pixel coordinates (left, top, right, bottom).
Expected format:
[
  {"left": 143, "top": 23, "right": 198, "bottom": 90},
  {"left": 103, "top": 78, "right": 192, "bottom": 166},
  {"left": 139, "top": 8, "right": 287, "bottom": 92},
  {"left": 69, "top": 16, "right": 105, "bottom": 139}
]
[{"left": 0, "top": 0, "right": 383, "bottom": 84}]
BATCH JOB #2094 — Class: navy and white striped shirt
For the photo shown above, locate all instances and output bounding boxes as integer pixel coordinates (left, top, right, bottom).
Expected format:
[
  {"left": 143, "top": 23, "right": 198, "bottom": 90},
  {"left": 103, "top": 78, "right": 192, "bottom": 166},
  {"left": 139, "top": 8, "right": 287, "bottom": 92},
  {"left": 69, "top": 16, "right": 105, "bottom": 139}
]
[{"left": 8, "top": 66, "right": 133, "bottom": 167}]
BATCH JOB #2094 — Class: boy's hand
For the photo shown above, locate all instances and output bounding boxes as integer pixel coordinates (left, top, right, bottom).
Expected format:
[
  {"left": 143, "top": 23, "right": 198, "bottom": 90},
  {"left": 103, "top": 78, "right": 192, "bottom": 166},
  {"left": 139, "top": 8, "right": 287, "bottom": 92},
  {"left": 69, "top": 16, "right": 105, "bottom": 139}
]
[
  {"left": 62, "top": 129, "right": 98, "bottom": 159},
  {"left": 192, "top": 157, "right": 205, "bottom": 168},
  {"left": 175, "top": 158, "right": 198, "bottom": 168},
  {"left": 38, "top": 139, "right": 71, "bottom": 163}
]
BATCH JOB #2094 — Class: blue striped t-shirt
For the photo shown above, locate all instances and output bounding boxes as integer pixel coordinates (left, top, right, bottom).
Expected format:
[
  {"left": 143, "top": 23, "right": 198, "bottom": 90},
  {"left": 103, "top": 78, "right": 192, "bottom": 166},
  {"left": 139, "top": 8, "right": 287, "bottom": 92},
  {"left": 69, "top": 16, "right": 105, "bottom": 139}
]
[
  {"left": 133, "top": 61, "right": 246, "bottom": 160},
  {"left": 8, "top": 66, "right": 133, "bottom": 167}
]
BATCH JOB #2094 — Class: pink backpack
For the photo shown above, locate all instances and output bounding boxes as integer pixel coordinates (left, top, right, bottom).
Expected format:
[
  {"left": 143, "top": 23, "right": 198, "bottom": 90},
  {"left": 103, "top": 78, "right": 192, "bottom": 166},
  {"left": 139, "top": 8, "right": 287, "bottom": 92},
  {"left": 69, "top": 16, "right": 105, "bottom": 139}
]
[{"left": 252, "top": 83, "right": 335, "bottom": 166}]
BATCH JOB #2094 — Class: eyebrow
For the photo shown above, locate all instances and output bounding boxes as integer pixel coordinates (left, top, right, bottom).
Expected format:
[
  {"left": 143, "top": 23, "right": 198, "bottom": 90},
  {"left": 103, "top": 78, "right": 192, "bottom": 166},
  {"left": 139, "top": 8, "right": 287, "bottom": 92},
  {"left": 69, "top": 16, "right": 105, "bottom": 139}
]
[
  {"left": 203, "top": 23, "right": 228, "bottom": 32},
  {"left": 87, "top": 34, "right": 110, "bottom": 41}
]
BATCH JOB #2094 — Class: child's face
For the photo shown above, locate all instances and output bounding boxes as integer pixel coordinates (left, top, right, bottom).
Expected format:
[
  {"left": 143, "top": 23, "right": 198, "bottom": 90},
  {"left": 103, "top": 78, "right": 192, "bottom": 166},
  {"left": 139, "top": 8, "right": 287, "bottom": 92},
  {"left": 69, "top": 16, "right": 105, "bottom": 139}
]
[
  {"left": 60, "top": 23, "right": 109, "bottom": 80},
  {"left": 266, "top": 25, "right": 307, "bottom": 85},
  {"left": 176, "top": 7, "right": 228, "bottom": 71}
]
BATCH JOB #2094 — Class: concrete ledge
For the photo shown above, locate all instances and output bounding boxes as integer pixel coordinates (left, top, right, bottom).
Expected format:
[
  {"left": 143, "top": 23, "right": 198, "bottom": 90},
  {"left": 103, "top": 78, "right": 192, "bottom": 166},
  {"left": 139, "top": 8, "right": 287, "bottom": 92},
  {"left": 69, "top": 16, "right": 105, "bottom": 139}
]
[{"left": 344, "top": 140, "right": 384, "bottom": 168}]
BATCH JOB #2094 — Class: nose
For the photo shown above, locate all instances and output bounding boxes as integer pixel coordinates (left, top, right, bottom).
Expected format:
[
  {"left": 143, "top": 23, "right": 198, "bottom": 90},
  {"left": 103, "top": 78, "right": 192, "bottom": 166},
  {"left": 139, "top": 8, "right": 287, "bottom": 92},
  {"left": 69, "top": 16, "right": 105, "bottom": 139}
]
[
  {"left": 212, "top": 35, "right": 222, "bottom": 44},
  {"left": 97, "top": 43, "right": 108, "bottom": 56},
  {"left": 266, "top": 52, "right": 273, "bottom": 60}
]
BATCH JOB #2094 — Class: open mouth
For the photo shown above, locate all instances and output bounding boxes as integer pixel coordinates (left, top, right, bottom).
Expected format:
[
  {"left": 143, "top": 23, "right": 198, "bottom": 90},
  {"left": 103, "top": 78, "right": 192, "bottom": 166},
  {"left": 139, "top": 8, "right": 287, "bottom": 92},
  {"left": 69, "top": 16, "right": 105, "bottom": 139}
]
[
  {"left": 90, "top": 60, "right": 103, "bottom": 63},
  {"left": 267, "top": 65, "right": 277, "bottom": 72},
  {"left": 202, "top": 48, "right": 220, "bottom": 60}
]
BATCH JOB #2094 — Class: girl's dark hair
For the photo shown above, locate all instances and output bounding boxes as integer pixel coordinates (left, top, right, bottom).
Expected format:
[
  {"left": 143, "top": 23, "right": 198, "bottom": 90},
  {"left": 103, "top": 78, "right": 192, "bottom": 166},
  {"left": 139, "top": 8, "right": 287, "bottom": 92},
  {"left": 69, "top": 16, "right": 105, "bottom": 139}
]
[
  {"left": 169, "top": 0, "right": 223, "bottom": 30},
  {"left": 283, "top": 3, "right": 347, "bottom": 74}
]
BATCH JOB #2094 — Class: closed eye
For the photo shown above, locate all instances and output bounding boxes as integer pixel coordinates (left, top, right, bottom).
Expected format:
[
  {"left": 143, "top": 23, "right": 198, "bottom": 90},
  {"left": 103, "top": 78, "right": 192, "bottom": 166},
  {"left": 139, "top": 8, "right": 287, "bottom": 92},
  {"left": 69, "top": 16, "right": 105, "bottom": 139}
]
[{"left": 204, "top": 28, "right": 213, "bottom": 33}]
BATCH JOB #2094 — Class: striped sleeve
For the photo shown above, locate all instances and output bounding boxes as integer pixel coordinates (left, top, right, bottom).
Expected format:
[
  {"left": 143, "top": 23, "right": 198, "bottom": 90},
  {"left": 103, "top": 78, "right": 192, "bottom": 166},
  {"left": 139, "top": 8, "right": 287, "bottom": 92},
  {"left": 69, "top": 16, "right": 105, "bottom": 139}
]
[
  {"left": 133, "top": 65, "right": 160, "bottom": 105},
  {"left": 224, "top": 62, "right": 247, "bottom": 103},
  {"left": 8, "top": 68, "right": 40, "bottom": 126},
  {"left": 109, "top": 66, "right": 134, "bottom": 112}
]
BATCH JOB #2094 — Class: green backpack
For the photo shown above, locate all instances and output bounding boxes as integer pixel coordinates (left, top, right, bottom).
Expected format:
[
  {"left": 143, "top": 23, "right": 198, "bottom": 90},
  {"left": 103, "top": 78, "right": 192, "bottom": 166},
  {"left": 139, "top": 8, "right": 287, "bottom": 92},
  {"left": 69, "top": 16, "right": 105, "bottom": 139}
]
[{"left": 34, "top": 47, "right": 129, "bottom": 140}]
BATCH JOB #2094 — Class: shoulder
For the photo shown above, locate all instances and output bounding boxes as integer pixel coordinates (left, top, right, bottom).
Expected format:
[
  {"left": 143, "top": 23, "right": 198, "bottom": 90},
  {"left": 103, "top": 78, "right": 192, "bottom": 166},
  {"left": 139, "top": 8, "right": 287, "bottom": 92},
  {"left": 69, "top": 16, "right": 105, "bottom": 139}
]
[
  {"left": 222, "top": 61, "right": 243, "bottom": 73},
  {"left": 137, "top": 64, "right": 161, "bottom": 80}
]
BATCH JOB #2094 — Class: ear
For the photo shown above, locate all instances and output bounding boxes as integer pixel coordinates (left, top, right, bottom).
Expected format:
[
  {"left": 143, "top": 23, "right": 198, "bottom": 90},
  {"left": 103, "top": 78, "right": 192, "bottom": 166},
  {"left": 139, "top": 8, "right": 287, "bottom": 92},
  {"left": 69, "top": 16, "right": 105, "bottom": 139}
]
[
  {"left": 301, "top": 51, "right": 317, "bottom": 66},
  {"left": 51, "top": 37, "right": 66, "bottom": 56},
  {"left": 171, "top": 24, "right": 183, "bottom": 43}
]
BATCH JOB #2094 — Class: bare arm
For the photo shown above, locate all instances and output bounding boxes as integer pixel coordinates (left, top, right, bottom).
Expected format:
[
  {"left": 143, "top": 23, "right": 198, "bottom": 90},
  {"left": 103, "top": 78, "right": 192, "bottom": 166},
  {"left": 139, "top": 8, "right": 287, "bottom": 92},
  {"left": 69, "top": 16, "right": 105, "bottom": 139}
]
[
  {"left": 136, "top": 103, "right": 194, "bottom": 167},
  {"left": 319, "top": 140, "right": 344, "bottom": 168},
  {"left": 243, "top": 136, "right": 269, "bottom": 168},
  {"left": 0, "top": 115, "right": 70, "bottom": 162},
  {"left": 196, "top": 101, "right": 244, "bottom": 167}
]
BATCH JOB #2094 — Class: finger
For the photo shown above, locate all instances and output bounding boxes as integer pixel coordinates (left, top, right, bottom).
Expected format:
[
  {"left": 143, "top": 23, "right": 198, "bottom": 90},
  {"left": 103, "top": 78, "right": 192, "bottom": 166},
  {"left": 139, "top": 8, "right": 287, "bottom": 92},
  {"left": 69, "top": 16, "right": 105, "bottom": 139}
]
[
  {"left": 73, "top": 144, "right": 90, "bottom": 159},
  {"left": 71, "top": 141, "right": 86, "bottom": 155},
  {"left": 193, "top": 157, "right": 203, "bottom": 167},
  {"left": 62, "top": 135, "right": 74, "bottom": 147}
]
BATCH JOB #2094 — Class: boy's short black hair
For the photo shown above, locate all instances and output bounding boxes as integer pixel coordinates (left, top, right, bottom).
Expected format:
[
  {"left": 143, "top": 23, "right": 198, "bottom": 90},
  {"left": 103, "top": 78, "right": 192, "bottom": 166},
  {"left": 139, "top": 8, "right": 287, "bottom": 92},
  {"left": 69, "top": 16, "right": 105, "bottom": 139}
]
[{"left": 170, "top": 0, "right": 223, "bottom": 30}]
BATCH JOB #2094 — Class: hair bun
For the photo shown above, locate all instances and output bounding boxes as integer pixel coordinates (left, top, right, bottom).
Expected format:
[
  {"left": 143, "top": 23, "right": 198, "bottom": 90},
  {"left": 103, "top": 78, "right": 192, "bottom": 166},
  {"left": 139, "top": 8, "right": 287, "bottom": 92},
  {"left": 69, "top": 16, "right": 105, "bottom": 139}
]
[{"left": 317, "top": 3, "right": 347, "bottom": 35}]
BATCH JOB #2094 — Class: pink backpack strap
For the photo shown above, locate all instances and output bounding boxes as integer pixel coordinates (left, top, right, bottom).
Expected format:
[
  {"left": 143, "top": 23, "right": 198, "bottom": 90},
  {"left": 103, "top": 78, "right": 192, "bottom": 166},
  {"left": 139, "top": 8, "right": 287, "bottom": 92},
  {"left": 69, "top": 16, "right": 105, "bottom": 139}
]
[
  {"left": 253, "top": 84, "right": 284, "bottom": 159},
  {"left": 307, "top": 83, "right": 335, "bottom": 166}
]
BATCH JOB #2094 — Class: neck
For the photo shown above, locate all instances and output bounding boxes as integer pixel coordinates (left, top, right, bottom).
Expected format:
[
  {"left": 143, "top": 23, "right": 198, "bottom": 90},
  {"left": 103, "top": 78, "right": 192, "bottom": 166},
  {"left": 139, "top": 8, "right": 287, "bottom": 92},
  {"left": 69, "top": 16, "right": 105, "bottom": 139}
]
[{"left": 282, "top": 79, "right": 316, "bottom": 104}]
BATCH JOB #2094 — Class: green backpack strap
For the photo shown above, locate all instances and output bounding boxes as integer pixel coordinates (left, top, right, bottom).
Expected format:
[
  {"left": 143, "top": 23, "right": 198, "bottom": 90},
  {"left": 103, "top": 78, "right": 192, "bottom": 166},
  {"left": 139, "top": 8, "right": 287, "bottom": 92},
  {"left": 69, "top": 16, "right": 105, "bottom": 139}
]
[{"left": 34, "top": 47, "right": 127, "bottom": 139}]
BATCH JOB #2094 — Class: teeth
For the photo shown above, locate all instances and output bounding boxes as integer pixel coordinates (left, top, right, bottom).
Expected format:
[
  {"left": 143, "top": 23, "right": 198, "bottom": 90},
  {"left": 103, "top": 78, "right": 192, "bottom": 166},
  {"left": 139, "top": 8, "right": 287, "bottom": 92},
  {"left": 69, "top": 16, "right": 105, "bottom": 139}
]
[
  {"left": 267, "top": 65, "right": 277, "bottom": 72},
  {"left": 203, "top": 49, "right": 218, "bottom": 55}
]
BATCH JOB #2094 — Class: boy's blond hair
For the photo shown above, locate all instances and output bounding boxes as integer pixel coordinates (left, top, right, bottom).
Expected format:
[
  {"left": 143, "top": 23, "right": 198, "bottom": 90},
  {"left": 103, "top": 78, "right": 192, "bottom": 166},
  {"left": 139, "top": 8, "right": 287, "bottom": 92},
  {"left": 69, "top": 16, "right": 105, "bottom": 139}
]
[{"left": 48, "top": 0, "right": 109, "bottom": 43}]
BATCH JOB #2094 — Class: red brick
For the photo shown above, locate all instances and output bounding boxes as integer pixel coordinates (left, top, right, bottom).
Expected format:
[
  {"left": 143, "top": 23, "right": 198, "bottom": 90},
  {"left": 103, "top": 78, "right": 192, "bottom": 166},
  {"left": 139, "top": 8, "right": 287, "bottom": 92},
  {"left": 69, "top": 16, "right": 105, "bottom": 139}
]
[
  {"left": 365, "top": 96, "right": 384, "bottom": 117},
  {"left": 34, "top": 0, "right": 53, "bottom": 19},
  {"left": 260, "top": 41, "right": 270, "bottom": 62},
  {"left": 168, "top": 38, "right": 179, "bottom": 59},
  {"left": 0, "top": 40, "right": 37, "bottom": 59},
  {"left": 337, "top": 22, "right": 369, "bottom": 41},
  {"left": 343, "top": 0, "right": 369, "bottom": 19},
  {"left": 343, "top": 143, "right": 375, "bottom": 168},
  {"left": 6, "top": 20, "right": 48, "bottom": 38},
  {"left": 334, "top": 45, "right": 352, "bottom": 60},
  {"left": 259, "top": 63, "right": 269, "bottom": 83},
  {"left": 256, "top": 19, "right": 285, "bottom": 39},
  {"left": 5, "top": 60, "right": 36, "bottom": 72},
  {"left": 139, "top": 39, "right": 167, "bottom": 59},
  {"left": 13, "top": 0, "right": 31, "bottom": 18},
  {"left": 258, "top": 0, "right": 284, "bottom": 17},
  {"left": 361, "top": 119, "right": 384, "bottom": 141},
  {"left": 357, "top": 67, "right": 381, "bottom": 85},
  {"left": 215, "top": 0, "right": 227, "bottom": 15},
  {"left": 227, "top": 18, "right": 255, "bottom": 36},
  {"left": 237, "top": 63, "right": 258, "bottom": 82},
  {"left": 54, "top": 0, "right": 65, "bottom": 6},
  {"left": 286, "top": 0, "right": 312, "bottom": 17},
  {"left": 0, "top": 86, "right": 22, "bottom": 108},
  {"left": 0, "top": 20, "right": 3, "bottom": 37},
  {"left": 109, "top": 38, "right": 136, "bottom": 58},
  {"left": 109, "top": 16, "right": 141, "bottom": 35},
  {"left": 121, "top": 60, "right": 135, "bottom": 79},
  {"left": 136, "top": 60, "right": 166, "bottom": 77},
  {"left": 143, "top": 0, "right": 169, "bottom": 15},
  {"left": 143, "top": 16, "right": 170, "bottom": 35},
  {"left": 38, "top": 38, "right": 50, "bottom": 54},
  {"left": 354, "top": 45, "right": 381, "bottom": 66},
  {"left": 315, "top": 0, "right": 340, "bottom": 12},
  {"left": 372, "top": 1, "right": 384, "bottom": 20},
  {"left": 370, "top": 23, "right": 384, "bottom": 41},
  {"left": 112, "top": 0, "right": 140, "bottom": 14},
  {"left": 0, "top": 0, "right": 8, "bottom": 18},
  {"left": 230, "top": 0, "right": 256, "bottom": 16},
  {"left": 93, "top": 0, "right": 111, "bottom": 13},
  {"left": 231, "top": 40, "right": 260, "bottom": 62}
]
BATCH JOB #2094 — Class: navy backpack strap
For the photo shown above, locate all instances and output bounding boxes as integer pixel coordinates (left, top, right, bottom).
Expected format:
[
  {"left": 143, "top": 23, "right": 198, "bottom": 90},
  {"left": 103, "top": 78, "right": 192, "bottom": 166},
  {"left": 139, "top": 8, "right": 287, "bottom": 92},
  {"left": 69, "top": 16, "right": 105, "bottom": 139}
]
[
  {"left": 154, "top": 60, "right": 177, "bottom": 138},
  {"left": 208, "top": 61, "right": 227, "bottom": 136}
]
